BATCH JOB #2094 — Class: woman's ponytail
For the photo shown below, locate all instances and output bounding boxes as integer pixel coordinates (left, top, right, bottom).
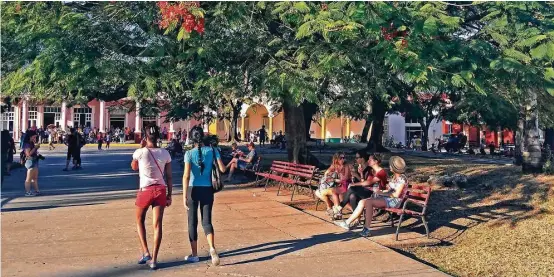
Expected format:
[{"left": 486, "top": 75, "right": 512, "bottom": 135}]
[{"left": 190, "top": 126, "right": 206, "bottom": 175}]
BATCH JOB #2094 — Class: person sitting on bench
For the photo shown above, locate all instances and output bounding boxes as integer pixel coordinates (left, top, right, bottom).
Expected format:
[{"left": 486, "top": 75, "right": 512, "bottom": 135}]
[
  {"left": 230, "top": 142, "right": 243, "bottom": 158},
  {"left": 336, "top": 156, "right": 408, "bottom": 237},
  {"left": 226, "top": 142, "right": 257, "bottom": 182},
  {"left": 315, "top": 152, "right": 353, "bottom": 220},
  {"left": 338, "top": 152, "right": 388, "bottom": 215}
]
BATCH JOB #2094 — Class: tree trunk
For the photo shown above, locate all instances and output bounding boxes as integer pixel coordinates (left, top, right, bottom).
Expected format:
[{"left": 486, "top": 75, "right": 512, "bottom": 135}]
[
  {"left": 229, "top": 112, "right": 239, "bottom": 142},
  {"left": 227, "top": 100, "right": 242, "bottom": 142},
  {"left": 419, "top": 118, "right": 433, "bottom": 151},
  {"left": 544, "top": 128, "right": 554, "bottom": 151},
  {"left": 360, "top": 119, "right": 371, "bottom": 143},
  {"left": 514, "top": 111, "right": 524, "bottom": 166},
  {"left": 302, "top": 101, "right": 318, "bottom": 140},
  {"left": 283, "top": 98, "right": 321, "bottom": 166},
  {"left": 522, "top": 90, "right": 542, "bottom": 173},
  {"left": 366, "top": 97, "right": 388, "bottom": 152}
]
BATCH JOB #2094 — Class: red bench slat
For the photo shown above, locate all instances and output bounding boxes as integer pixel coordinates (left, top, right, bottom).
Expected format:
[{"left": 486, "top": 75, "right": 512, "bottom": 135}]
[{"left": 261, "top": 160, "right": 317, "bottom": 201}]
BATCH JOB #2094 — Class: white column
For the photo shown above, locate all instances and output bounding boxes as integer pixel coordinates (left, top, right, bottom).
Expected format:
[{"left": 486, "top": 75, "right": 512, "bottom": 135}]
[
  {"left": 61, "top": 101, "right": 67, "bottom": 131},
  {"left": 99, "top": 100, "right": 105, "bottom": 132},
  {"left": 169, "top": 120, "right": 174, "bottom": 139},
  {"left": 21, "top": 99, "right": 28, "bottom": 132},
  {"left": 135, "top": 101, "right": 141, "bottom": 133},
  {"left": 69, "top": 107, "right": 74, "bottom": 128},
  {"left": 13, "top": 106, "right": 20, "bottom": 141},
  {"left": 203, "top": 107, "right": 210, "bottom": 133},
  {"left": 37, "top": 105, "right": 44, "bottom": 129}
]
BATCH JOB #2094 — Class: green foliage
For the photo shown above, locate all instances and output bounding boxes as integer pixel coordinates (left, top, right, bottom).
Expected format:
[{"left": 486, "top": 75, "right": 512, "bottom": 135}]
[{"left": 2, "top": 1, "right": 554, "bottom": 135}]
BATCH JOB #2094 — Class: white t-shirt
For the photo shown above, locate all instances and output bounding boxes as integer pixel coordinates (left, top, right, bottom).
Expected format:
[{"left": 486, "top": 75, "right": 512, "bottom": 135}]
[{"left": 132, "top": 147, "right": 172, "bottom": 188}]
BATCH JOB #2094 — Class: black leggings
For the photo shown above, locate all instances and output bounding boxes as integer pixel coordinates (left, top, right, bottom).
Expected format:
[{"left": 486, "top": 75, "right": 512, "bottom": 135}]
[
  {"left": 340, "top": 186, "right": 373, "bottom": 209},
  {"left": 187, "top": 186, "right": 214, "bottom": 242}
]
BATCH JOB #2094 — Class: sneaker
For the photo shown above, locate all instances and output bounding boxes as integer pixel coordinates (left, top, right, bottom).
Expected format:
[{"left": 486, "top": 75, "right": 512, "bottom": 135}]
[
  {"left": 138, "top": 254, "right": 151, "bottom": 264},
  {"left": 210, "top": 248, "right": 220, "bottom": 266},
  {"left": 147, "top": 261, "right": 157, "bottom": 270},
  {"left": 335, "top": 220, "right": 351, "bottom": 231},
  {"left": 24, "top": 192, "right": 35, "bottom": 197},
  {"left": 332, "top": 206, "right": 343, "bottom": 220},
  {"left": 326, "top": 208, "right": 334, "bottom": 217},
  {"left": 34, "top": 191, "right": 41, "bottom": 196},
  {"left": 184, "top": 255, "right": 200, "bottom": 263},
  {"left": 360, "top": 227, "right": 372, "bottom": 237}
]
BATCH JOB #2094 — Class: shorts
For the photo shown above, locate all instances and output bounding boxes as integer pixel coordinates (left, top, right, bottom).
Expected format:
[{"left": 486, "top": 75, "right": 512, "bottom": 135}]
[
  {"left": 67, "top": 149, "right": 80, "bottom": 160},
  {"left": 136, "top": 184, "right": 167, "bottom": 208},
  {"left": 317, "top": 188, "right": 335, "bottom": 197},
  {"left": 384, "top": 197, "right": 402, "bottom": 208},
  {"left": 237, "top": 160, "right": 252, "bottom": 170},
  {"left": 25, "top": 159, "right": 38, "bottom": 169}
]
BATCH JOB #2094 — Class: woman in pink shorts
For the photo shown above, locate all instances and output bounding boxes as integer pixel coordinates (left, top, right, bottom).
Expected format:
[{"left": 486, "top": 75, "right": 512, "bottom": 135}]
[
  {"left": 131, "top": 126, "right": 173, "bottom": 270},
  {"left": 315, "top": 151, "right": 353, "bottom": 220}
]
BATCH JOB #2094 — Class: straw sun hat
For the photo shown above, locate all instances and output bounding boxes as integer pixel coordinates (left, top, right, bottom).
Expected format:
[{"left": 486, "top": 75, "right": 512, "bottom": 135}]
[{"left": 389, "top": 156, "right": 407, "bottom": 174}]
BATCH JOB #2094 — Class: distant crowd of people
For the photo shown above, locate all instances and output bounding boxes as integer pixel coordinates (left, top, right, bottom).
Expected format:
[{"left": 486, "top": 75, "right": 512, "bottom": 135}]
[{"left": 239, "top": 125, "right": 286, "bottom": 149}]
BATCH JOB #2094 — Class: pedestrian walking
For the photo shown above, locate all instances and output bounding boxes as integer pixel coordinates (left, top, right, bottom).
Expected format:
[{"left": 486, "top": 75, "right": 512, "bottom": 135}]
[
  {"left": 22, "top": 130, "right": 41, "bottom": 196},
  {"left": 6, "top": 132, "right": 16, "bottom": 176},
  {"left": 105, "top": 133, "right": 111, "bottom": 149},
  {"left": 97, "top": 133, "right": 103, "bottom": 150},
  {"left": 182, "top": 126, "right": 226, "bottom": 266},
  {"left": 48, "top": 129, "right": 56, "bottom": 150},
  {"left": 63, "top": 128, "right": 82, "bottom": 171},
  {"left": 258, "top": 125, "right": 267, "bottom": 147},
  {"left": 131, "top": 126, "right": 173, "bottom": 270}
]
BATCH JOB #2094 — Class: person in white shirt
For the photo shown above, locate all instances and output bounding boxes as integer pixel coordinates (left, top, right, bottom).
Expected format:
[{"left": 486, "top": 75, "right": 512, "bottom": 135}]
[
  {"left": 131, "top": 126, "right": 172, "bottom": 270},
  {"left": 48, "top": 129, "right": 55, "bottom": 150}
]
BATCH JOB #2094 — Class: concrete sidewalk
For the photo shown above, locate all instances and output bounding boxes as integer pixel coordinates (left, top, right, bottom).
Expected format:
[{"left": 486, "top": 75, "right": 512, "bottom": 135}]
[{"left": 1, "top": 188, "right": 447, "bottom": 277}]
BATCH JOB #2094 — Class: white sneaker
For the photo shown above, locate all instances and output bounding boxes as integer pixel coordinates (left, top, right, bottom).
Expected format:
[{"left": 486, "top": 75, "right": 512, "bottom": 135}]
[
  {"left": 184, "top": 255, "right": 200, "bottom": 263},
  {"left": 210, "top": 248, "right": 220, "bottom": 266}
]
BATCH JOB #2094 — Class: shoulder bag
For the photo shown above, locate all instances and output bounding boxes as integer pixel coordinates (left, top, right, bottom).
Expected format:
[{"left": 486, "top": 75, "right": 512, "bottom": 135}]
[
  {"left": 146, "top": 148, "right": 165, "bottom": 180},
  {"left": 211, "top": 147, "right": 224, "bottom": 193}
]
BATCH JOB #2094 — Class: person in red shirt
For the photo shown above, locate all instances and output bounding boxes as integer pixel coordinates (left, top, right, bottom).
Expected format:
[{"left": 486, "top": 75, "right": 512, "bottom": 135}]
[{"left": 337, "top": 152, "right": 388, "bottom": 214}]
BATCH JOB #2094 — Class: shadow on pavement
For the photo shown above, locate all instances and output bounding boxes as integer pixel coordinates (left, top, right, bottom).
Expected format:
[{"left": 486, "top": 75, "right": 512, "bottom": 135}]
[
  {"left": 53, "top": 233, "right": 358, "bottom": 276},
  {"left": 1, "top": 202, "right": 104, "bottom": 212},
  {"left": 219, "top": 232, "right": 357, "bottom": 266}
]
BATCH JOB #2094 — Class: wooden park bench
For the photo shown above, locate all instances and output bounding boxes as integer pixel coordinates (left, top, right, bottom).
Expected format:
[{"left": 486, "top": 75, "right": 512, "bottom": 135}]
[
  {"left": 244, "top": 156, "right": 262, "bottom": 181},
  {"left": 384, "top": 184, "right": 432, "bottom": 241},
  {"left": 256, "top": 160, "right": 317, "bottom": 201}
]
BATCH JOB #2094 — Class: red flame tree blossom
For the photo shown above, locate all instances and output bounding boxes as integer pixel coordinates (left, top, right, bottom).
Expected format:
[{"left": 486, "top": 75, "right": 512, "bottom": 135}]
[
  {"left": 380, "top": 22, "right": 408, "bottom": 47},
  {"left": 157, "top": 1, "right": 204, "bottom": 39}
]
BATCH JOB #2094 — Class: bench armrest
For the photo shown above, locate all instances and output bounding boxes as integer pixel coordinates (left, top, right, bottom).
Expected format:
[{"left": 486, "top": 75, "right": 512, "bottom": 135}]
[
  {"left": 400, "top": 198, "right": 429, "bottom": 216},
  {"left": 404, "top": 198, "right": 426, "bottom": 208}
]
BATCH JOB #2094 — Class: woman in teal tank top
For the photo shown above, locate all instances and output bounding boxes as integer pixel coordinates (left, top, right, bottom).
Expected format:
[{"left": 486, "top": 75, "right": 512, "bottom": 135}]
[{"left": 182, "top": 126, "right": 226, "bottom": 266}]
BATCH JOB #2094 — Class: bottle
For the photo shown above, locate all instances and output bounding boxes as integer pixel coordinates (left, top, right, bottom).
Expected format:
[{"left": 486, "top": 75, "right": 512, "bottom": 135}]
[{"left": 373, "top": 184, "right": 379, "bottom": 198}]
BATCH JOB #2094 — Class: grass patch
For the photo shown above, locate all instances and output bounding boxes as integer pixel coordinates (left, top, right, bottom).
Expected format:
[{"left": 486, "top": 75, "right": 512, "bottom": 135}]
[{"left": 399, "top": 155, "right": 554, "bottom": 277}]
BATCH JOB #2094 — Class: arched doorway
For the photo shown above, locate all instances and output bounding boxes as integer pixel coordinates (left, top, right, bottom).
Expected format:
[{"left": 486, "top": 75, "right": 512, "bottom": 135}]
[{"left": 244, "top": 104, "right": 269, "bottom": 133}]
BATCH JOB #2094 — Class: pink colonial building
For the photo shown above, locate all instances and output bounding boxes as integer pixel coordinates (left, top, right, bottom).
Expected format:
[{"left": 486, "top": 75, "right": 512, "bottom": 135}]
[
  {"left": 1, "top": 98, "right": 203, "bottom": 142},
  {"left": 1, "top": 97, "right": 369, "bottom": 143}
]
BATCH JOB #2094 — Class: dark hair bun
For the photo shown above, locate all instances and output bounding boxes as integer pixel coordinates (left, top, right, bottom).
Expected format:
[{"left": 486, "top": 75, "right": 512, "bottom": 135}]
[{"left": 189, "top": 126, "right": 204, "bottom": 144}]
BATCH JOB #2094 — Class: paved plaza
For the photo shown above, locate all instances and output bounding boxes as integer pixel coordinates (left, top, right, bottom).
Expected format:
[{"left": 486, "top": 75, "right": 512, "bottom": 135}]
[{"left": 1, "top": 146, "right": 447, "bottom": 277}]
